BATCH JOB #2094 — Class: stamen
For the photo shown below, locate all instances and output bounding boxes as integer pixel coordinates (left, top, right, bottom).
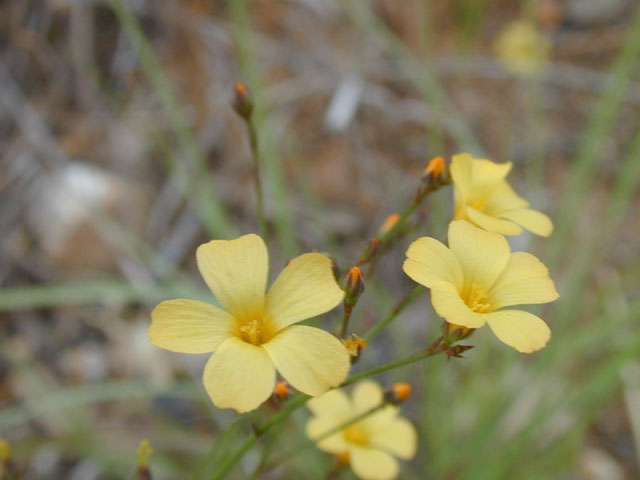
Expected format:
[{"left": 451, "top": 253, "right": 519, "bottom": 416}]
[
  {"left": 342, "top": 425, "right": 369, "bottom": 446},
  {"left": 239, "top": 319, "right": 264, "bottom": 345},
  {"left": 464, "top": 283, "right": 493, "bottom": 313}
]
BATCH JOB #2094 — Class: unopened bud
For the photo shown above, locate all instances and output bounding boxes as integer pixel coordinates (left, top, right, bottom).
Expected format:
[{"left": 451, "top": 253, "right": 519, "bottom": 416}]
[
  {"left": 388, "top": 382, "right": 412, "bottom": 404},
  {"left": 422, "top": 156, "right": 445, "bottom": 183},
  {"left": 343, "top": 334, "right": 368, "bottom": 358},
  {"left": 232, "top": 82, "right": 253, "bottom": 119},
  {"left": 273, "top": 380, "right": 291, "bottom": 400},
  {"left": 136, "top": 440, "right": 153, "bottom": 471},
  {"left": 377, "top": 213, "right": 401, "bottom": 237},
  {"left": 343, "top": 266, "right": 365, "bottom": 300}
]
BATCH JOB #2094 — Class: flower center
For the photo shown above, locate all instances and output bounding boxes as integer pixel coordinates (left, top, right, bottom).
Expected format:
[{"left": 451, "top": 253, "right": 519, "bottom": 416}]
[
  {"left": 470, "top": 197, "right": 486, "bottom": 211},
  {"left": 463, "top": 282, "right": 493, "bottom": 313},
  {"left": 239, "top": 318, "right": 266, "bottom": 346},
  {"left": 342, "top": 425, "right": 369, "bottom": 446}
]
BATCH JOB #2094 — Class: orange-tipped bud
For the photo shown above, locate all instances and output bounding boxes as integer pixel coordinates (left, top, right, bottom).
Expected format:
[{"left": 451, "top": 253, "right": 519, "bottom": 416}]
[
  {"left": 343, "top": 334, "right": 368, "bottom": 358},
  {"left": 273, "top": 381, "right": 291, "bottom": 400},
  {"left": 232, "top": 82, "right": 253, "bottom": 119},
  {"left": 377, "top": 213, "right": 401, "bottom": 236},
  {"left": 343, "top": 266, "right": 365, "bottom": 300},
  {"left": 136, "top": 440, "right": 153, "bottom": 470},
  {"left": 422, "top": 156, "right": 445, "bottom": 183},
  {"left": 391, "top": 383, "right": 412, "bottom": 403}
]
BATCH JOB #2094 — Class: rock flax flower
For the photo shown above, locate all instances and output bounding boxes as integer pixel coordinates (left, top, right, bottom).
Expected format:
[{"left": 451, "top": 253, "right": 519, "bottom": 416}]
[
  {"left": 149, "top": 234, "right": 350, "bottom": 412},
  {"left": 403, "top": 220, "right": 559, "bottom": 353},
  {"left": 306, "top": 380, "right": 417, "bottom": 480},
  {"left": 451, "top": 153, "right": 553, "bottom": 237},
  {"left": 494, "top": 19, "right": 551, "bottom": 76}
]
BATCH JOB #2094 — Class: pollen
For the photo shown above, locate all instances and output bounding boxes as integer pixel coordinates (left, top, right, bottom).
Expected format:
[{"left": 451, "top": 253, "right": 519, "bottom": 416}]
[
  {"left": 342, "top": 425, "right": 369, "bottom": 446},
  {"left": 463, "top": 283, "right": 493, "bottom": 313}
]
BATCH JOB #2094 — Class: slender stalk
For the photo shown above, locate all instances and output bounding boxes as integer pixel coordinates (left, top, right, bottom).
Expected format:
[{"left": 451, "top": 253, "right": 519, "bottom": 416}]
[
  {"left": 339, "top": 308, "right": 352, "bottom": 339},
  {"left": 245, "top": 116, "right": 268, "bottom": 239},
  {"left": 212, "top": 345, "right": 443, "bottom": 478},
  {"left": 364, "top": 286, "right": 425, "bottom": 340}
]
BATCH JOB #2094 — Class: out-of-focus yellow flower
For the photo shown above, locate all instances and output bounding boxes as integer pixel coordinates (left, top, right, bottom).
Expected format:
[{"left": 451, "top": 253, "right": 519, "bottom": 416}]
[
  {"left": 149, "top": 234, "right": 350, "bottom": 413},
  {"left": 451, "top": 153, "right": 553, "bottom": 237},
  {"left": 136, "top": 439, "right": 153, "bottom": 469},
  {"left": 494, "top": 20, "right": 551, "bottom": 75},
  {"left": 403, "top": 220, "right": 559, "bottom": 353},
  {"left": 306, "top": 380, "right": 417, "bottom": 480}
]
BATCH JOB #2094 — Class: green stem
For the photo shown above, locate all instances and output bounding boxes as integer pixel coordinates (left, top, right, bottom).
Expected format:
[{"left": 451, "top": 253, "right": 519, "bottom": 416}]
[
  {"left": 211, "top": 344, "right": 443, "bottom": 478},
  {"left": 246, "top": 118, "right": 268, "bottom": 239},
  {"left": 364, "top": 286, "right": 425, "bottom": 340}
]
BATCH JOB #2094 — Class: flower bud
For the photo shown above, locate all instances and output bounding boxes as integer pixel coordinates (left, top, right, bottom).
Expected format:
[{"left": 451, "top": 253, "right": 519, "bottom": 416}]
[
  {"left": 377, "top": 213, "right": 400, "bottom": 237},
  {"left": 343, "top": 266, "right": 365, "bottom": 301},
  {"left": 422, "top": 156, "right": 445, "bottom": 183},
  {"left": 387, "top": 382, "right": 412, "bottom": 405},
  {"left": 442, "top": 321, "right": 474, "bottom": 344},
  {"left": 136, "top": 439, "right": 153, "bottom": 479},
  {"left": 273, "top": 380, "right": 291, "bottom": 400},
  {"left": 232, "top": 82, "right": 253, "bottom": 119}
]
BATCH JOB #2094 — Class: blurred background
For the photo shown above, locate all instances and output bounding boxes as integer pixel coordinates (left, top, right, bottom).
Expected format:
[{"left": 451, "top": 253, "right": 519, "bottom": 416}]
[{"left": 1, "top": 0, "right": 640, "bottom": 478}]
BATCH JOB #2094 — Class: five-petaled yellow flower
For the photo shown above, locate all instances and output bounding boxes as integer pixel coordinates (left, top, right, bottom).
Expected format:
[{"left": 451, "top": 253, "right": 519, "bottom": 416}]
[
  {"left": 494, "top": 20, "right": 551, "bottom": 76},
  {"left": 149, "top": 234, "right": 350, "bottom": 413},
  {"left": 306, "top": 380, "right": 417, "bottom": 480},
  {"left": 451, "top": 153, "right": 553, "bottom": 237},
  {"left": 403, "top": 220, "right": 559, "bottom": 353}
]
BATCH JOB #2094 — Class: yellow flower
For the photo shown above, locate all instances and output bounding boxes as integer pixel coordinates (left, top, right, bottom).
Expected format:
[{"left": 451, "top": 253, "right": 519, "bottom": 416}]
[
  {"left": 149, "top": 234, "right": 350, "bottom": 413},
  {"left": 494, "top": 20, "right": 551, "bottom": 76},
  {"left": 403, "top": 220, "right": 559, "bottom": 353},
  {"left": 451, "top": 153, "right": 553, "bottom": 237},
  {"left": 306, "top": 380, "right": 417, "bottom": 480}
]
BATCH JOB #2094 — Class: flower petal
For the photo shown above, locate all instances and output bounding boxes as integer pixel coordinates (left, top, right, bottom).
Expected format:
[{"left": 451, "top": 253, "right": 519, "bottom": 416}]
[
  {"left": 472, "top": 158, "right": 513, "bottom": 187},
  {"left": 448, "top": 220, "right": 511, "bottom": 289},
  {"left": 403, "top": 237, "right": 463, "bottom": 290},
  {"left": 263, "top": 325, "right": 350, "bottom": 396},
  {"left": 450, "top": 153, "right": 474, "bottom": 201},
  {"left": 484, "top": 182, "right": 529, "bottom": 213},
  {"left": 352, "top": 380, "right": 384, "bottom": 414},
  {"left": 306, "top": 417, "right": 350, "bottom": 454},
  {"left": 370, "top": 418, "right": 417, "bottom": 459},
  {"left": 196, "top": 234, "right": 267, "bottom": 320},
  {"left": 265, "top": 253, "right": 344, "bottom": 330},
  {"left": 307, "top": 388, "right": 352, "bottom": 419},
  {"left": 430, "top": 282, "right": 485, "bottom": 328},
  {"left": 466, "top": 206, "right": 523, "bottom": 236},
  {"left": 489, "top": 252, "right": 559, "bottom": 308},
  {"left": 498, "top": 208, "right": 553, "bottom": 237},
  {"left": 485, "top": 310, "right": 551, "bottom": 353},
  {"left": 202, "top": 337, "right": 275, "bottom": 412},
  {"left": 149, "top": 300, "right": 235, "bottom": 353},
  {"left": 350, "top": 447, "right": 399, "bottom": 480}
]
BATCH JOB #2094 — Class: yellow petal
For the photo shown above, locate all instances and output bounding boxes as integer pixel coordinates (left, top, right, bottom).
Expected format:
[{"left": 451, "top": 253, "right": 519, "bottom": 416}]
[
  {"left": 472, "top": 158, "right": 513, "bottom": 187},
  {"left": 202, "top": 337, "right": 275, "bottom": 412},
  {"left": 350, "top": 447, "right": 399, "bottom": 480},
  {"left": 485, "top": 310, "right": 551, "bottom": 353},
  {"left": 403, "top": 237, "right": 463, "bottom": 290},
  {"left": 489, "top": 252, "right": 559, "bottom": 308},
  {"left": 149, "top": 300, "right": 235, "bottom": 353},
  {"left": 448, "top": 220, "right": 511, "bottom": 289},
  {"left": 196, "top": 234, "right": 267, "bottom": 320},
  {"left": 265, "top": 253, "right": 344, "bottom": 330},
  {"left": 306, "top": 417, "right": 350, "bottom": 454},
  {"left": 498, "top": 208, "right": 553, "bottom": 237},
  {"left": 263, "top": 325, "right": 350, "bottom": 396},
  {"left": 352, "top": 380, "right": 384, "bottom": 413},
  {"left": 307, "top": 388, "right": 352, "bottom": 419},
  {"left": 430, "top": 282, "right": 486, "bottom": 328},
  {"left": 466, "top": 206, "right": 523, "bottom": 236},
  {"left": 370, "top": 417, "right": 417, "bottom": 459},
  {"left": 484, "top": 182, "right": 529, "bottom": 213},
  {"left": 450, "top": 153, "right": 474, "bottom": 201}
]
